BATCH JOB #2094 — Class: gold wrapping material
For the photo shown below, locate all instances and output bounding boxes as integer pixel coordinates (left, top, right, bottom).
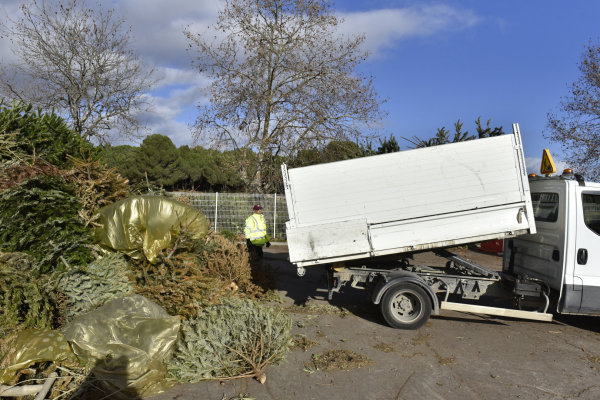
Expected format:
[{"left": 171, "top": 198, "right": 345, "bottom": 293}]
[
  {"left": 0, "top": 329, "right": 78, "bottom": 385},
  {"left": 91, "top": 195, "right": 208, "bottom": 263},
  {"left": 62, "top": 295, "right": 181, "bottom": 399}
]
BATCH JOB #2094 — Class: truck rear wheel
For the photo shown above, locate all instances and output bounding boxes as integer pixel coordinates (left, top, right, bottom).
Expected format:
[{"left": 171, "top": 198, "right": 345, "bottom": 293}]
[{"left": 381, "top": 283, "right": 432, "bottom": 330}]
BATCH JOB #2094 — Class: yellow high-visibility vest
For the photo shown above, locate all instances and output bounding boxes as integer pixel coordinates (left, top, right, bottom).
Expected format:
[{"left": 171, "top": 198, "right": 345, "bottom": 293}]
[{"left": 244, "top": 214, "right": 269, "bottom": 246}]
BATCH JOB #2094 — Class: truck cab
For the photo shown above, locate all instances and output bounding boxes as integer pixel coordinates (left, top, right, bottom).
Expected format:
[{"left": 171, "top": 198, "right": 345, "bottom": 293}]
[{"left": 504, "top": 177, "right": 600, "bottom": 315}]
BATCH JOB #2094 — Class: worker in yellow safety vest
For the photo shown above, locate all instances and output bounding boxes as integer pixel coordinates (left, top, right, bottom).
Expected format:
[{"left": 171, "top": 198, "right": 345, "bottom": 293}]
[{"left": 245, "top": 204, "right": 271, "bottom": 261}]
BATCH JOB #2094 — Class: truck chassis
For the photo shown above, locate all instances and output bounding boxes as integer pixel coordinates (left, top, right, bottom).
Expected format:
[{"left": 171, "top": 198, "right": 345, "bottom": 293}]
[{"left": 321, "top": 249, "right": 552, "bottom": 329}]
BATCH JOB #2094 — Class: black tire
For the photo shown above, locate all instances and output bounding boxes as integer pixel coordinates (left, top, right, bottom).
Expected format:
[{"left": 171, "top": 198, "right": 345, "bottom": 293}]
[{"left": 380, "top": 282, "right": 432, "bottom": 330}]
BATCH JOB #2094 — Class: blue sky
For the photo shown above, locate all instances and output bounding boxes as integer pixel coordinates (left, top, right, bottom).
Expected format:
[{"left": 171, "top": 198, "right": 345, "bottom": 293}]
[
  {"left": 334, "top": 0, "right": 600, "bottom": 173},
  {"left": 1, "top": 0, "right": 598, "bottom": 173}
]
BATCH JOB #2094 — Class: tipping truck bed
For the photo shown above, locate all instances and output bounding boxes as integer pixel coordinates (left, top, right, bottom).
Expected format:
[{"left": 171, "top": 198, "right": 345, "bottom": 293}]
[{"left": 282, "top": 124, "right": 536, "bottom": 268}]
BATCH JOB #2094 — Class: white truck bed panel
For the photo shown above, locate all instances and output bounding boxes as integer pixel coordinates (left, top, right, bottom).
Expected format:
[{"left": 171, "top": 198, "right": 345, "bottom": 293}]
[
  {"left": 283, "top": 126, "right": 536, "bottom": 265},
  {"left": 286, "top": 219, "right": 371, "bottom": 262},
  {"left": 295, "top": 166, "right": 520, "bottom": 204},
  {"left": 370, "top": 205, "right": 528, "bottom": 255}
]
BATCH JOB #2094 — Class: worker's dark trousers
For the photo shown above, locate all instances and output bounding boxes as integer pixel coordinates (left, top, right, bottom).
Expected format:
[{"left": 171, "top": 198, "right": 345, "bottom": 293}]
[{"left": 246, "top": 241, "right": 263, "bottom": 261}]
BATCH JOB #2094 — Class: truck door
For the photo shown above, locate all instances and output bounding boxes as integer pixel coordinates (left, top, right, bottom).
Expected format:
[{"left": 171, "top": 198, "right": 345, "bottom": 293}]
[{"left": 574, "top": 188, "right": 600, "bottom": 314}]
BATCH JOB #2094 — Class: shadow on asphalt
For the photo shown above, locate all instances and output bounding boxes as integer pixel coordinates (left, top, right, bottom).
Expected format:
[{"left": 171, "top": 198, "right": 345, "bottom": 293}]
[
  {"left": 271, "top": 256, "right": 392, "bottom": 327},
  {"left": 329, "top": 297, "right": 389, "bottom": 327},
  {"left": 268, "top": 253, "right": 600, "bottom": 333},
  {"left": 431, "top": 314, "right": 509, "bottom": 326},
  {"left": 553, "top": 313, "right": 600, "bottom": 334}
]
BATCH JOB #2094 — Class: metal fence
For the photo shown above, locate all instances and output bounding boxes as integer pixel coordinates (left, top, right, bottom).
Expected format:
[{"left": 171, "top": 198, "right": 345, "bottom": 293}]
[{"left": 170, "top": 192, "right": 289, "bottom": 240}]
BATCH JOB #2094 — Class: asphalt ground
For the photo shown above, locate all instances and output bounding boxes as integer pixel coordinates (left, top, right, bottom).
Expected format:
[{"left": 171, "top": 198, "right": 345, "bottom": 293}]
[{"left": 154, "top": 247, "right": 600, "bottom": 400}]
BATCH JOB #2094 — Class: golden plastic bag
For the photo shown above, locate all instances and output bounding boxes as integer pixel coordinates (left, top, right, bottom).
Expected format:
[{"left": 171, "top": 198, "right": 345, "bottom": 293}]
[
  {"left": 0, "top": 329, "right": 78, "bottom": 385},
  {"left": 91, "top": 195, "right": 208, "bottom": 263},
  {"left": 62, "top": 294, "right": 181, "bottom": 399}
]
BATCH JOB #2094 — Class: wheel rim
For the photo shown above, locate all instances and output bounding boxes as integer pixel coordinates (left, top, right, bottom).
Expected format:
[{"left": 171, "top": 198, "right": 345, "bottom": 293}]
[{"left": 389, "top": 290, "right": 422, "bottom": 322}]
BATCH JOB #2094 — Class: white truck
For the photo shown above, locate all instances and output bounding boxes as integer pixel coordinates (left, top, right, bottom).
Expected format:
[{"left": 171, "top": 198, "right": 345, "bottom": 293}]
[{"left": 282, "top": 124, "right": 600, "bottom": 329}]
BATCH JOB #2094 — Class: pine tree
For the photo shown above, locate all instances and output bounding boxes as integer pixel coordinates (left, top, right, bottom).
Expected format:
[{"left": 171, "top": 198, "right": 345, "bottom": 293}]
[
  {"left": 52, "top": 253, "right": 134, "bottom": 321},
  {"left": 377, "top": 135, "right": 401, "bottom": 154},
  {"left": 403, "top": 117, "right": 502, "bottom": 148},
  {"left": 134, "top": 134, "right": 185, "bottom": 189},
  {"left": 0, "top": 100, "right": 97, "bottom": 168},
  {"left": 0, "top": 252, "right": 56, "bottom": 338},
  {"left": 475, "top": 117, "right": 505, "bottom": 138},
  {"left": 0, "top": 175, "right": 93, "bottom": 274},
  {"left": 178, "top": 146, "right": 229, "bottom": 191},
  {"left": 166, "top": 298, "right": 291, "bottom": 382}
]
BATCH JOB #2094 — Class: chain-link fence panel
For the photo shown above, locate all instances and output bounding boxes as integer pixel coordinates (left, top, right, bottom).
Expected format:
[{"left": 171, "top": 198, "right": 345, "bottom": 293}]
[{"left": 170, "top": 192, "right": 289, "bottom": 240}]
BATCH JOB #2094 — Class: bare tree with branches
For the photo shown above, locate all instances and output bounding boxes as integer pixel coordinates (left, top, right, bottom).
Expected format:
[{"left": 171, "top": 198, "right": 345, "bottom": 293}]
[
  {"left": 0, "top": 0, "right": 159, "bottom": 144},
  {"left": 186, "top": 0, "right": 387, "bottom": 193},
  {"left": 546, "top": 40, "right": 600, "bottom": 182}
]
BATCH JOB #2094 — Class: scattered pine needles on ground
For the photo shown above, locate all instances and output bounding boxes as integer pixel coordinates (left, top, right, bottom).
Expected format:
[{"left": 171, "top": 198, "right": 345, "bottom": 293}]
[
  {"left": 290, "top": 336, "right": 319, "bottom": 352},
  {"left": 287, "top": 302, "right": 350, "bottom": 317},
  {"left": 373, "top": 342, "right": 396, "bottom": 353},
  {"left": 411, "top": 333, "right": 433, "bottom": 345},
  {"left": 310, "top": 350, "right": 374, "bottom": 372}
]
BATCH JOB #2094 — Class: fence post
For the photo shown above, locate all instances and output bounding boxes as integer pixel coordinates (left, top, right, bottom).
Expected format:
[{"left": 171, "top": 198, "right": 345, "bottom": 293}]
[
  {"left": 273, "top": 193, "right": 277, "bottom": 239},
  {"left": 215, "top": 192, "right": 219, "bottom": 232}
]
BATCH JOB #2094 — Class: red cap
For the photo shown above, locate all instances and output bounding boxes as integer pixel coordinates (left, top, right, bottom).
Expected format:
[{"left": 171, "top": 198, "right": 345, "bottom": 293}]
[{"left": 253, "top": 204, "right": 263, "bottom": 211}]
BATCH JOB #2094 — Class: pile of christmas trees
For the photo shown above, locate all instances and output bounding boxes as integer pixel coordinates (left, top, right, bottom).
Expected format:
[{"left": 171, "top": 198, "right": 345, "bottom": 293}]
[{"left": 0, "top": 101, "right": 290, "bottom": 399}]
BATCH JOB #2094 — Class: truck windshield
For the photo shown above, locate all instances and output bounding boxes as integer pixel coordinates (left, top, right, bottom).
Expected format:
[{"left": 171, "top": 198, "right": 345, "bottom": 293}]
[
  {"left": 531, "top": 193, "right": 559, "bottom": 223},
  {"left": 582, "top": 193, "right": 600, "bottom": 235}
]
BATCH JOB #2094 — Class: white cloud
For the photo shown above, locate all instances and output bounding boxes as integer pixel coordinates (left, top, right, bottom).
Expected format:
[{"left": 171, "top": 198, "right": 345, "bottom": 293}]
[
  {"left": 154, "top": 67, "right": 211, "bottom": 90},
  {"left": 0, "top": 1, "right": 481, "bottom": 146},
  {"left": 0, "top": 1, "right": 28, "bottom": 64},
  {"left": 340, "top": 5, "right": 480, "bottom": 57},
  {"left": 152, "top": 86, "right": 203, "bottom": 117},
  {"left": 526, "top": 157, "right": 541, "bottom": 174},
  {"left": 140, "top": 84, "right": 209, "bottom": 145},
  {"left": 113, "top": 0, "right": 218, "bottom": 68},
  {"left": 147, "top": 118, "right": 191, "bottom": 146}
]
